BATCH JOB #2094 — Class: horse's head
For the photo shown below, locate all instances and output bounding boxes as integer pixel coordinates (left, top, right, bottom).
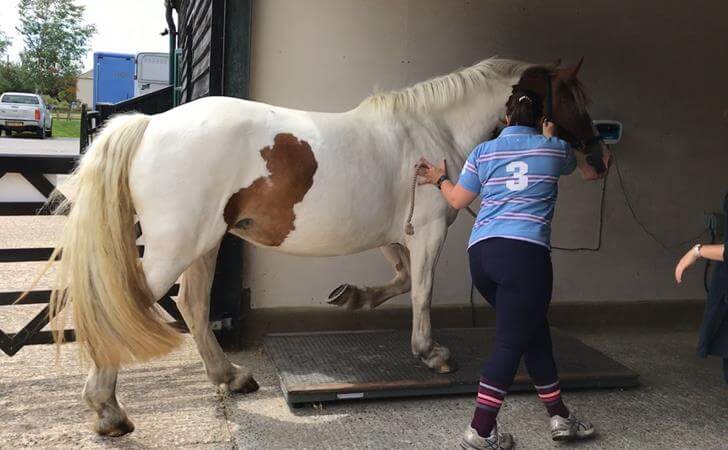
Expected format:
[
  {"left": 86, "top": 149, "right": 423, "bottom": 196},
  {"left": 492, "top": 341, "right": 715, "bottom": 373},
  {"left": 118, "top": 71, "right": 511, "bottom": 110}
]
[{"left": 516, "top": 59, "right": 610, "bottom": 174}]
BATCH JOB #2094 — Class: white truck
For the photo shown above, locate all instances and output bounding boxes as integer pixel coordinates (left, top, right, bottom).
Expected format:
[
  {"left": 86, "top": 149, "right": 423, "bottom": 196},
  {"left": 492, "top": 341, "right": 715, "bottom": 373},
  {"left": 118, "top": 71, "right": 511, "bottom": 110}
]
[
  {"left": 0, "top": 92, "right": 53, "bottom": 139},
  {"left": 135, "top": 53, "right": 170, "bottom": 97}
]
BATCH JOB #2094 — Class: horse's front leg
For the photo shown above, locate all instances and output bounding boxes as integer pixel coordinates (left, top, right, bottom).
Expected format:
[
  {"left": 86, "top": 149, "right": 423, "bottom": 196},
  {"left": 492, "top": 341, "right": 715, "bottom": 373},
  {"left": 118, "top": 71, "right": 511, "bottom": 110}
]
[
  {"left": 83, "top": 366, "right": 134, "bottom": 436},
  {"left": 327, "top": 243, "right": 411, "bottom": 309},
  {"left": 175, "top": 242, "right": 259, "bottom": 393},
  {"left": 407, "top": 218, "right": 456, "bottom": 373}
]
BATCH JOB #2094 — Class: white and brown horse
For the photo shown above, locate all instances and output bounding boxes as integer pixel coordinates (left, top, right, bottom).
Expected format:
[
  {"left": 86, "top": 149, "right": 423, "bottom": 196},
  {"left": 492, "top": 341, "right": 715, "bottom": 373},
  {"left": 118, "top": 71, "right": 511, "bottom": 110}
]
[{"left": 47, "top": 57, "right": 607, "bottom": 435}]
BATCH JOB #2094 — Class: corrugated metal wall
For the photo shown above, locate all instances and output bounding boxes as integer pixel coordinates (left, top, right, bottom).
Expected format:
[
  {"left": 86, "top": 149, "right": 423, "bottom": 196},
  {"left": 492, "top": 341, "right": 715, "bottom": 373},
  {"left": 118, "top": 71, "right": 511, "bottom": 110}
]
[{"left": 176, "top": 0, "right": 225, "bottom": 102}]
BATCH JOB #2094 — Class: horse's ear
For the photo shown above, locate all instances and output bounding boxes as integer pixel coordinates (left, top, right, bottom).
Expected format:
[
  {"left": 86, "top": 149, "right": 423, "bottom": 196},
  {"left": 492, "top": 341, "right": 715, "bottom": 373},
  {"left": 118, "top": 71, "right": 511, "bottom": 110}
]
[{"left": 564, "top": 57, "right": 584, "bottom": 79}]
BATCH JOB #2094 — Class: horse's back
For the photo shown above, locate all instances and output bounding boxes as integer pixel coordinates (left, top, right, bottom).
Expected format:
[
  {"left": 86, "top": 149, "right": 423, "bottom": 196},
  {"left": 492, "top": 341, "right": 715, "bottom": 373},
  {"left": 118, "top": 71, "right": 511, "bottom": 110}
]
[{"left": 129, "top": 96, "right": 402, "bottom": 256}]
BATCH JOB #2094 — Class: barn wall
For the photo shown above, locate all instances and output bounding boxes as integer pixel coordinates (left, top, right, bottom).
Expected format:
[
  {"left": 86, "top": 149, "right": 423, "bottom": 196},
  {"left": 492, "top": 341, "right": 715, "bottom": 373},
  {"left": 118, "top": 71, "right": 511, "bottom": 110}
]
[
  {"left": 176, "top": 0, "right": 224, "bottom": 101},
  {"left": 245, "top": 0, "right": 728, "bottom": 309}
]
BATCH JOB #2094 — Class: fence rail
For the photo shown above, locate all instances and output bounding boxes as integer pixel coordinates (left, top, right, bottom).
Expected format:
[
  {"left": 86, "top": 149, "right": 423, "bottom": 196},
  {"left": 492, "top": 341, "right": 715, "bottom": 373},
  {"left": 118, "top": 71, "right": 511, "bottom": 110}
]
[{"left": 0, "top": 103, "right": 186, "bottom": 357}]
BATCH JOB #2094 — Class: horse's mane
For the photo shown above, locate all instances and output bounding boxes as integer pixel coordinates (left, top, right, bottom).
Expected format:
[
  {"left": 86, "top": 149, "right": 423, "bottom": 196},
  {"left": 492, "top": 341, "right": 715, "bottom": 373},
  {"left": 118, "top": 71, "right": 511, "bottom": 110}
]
[
  {"left": 357, "top": 57, "right": 534, "bottom": 114},
  {"left": 357, "top": 57, "right": 590, "bottom": 115}
]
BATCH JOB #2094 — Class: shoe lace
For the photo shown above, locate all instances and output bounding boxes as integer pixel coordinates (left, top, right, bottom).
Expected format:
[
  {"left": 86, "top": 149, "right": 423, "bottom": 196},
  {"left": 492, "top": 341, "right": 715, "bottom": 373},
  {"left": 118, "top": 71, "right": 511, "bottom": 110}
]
[
  {"left": 489, "top": 422, "right": 503, "bottom": 450},
  {"left": 568, "top": 413, "right": 588, "bottom": 432}
]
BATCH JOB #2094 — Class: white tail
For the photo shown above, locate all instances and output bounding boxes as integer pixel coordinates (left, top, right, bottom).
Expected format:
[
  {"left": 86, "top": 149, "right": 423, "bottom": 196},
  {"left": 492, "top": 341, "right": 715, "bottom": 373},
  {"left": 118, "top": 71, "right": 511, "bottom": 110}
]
[{"left": 49, "top": 114, "right": 182, "bottom": 368}]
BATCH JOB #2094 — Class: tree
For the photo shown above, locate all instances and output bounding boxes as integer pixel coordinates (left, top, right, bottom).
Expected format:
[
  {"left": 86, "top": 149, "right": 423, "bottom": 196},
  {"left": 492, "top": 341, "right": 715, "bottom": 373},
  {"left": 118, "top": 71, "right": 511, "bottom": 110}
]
[
  {"left": 0, "top": 62, "right": 34, "bottom": 94},
  {"left": 16, "top": 0, "right": 95, "bottom": 96},
  {"left": 0, "top": 30, "right": 10, "bottom": 59}
]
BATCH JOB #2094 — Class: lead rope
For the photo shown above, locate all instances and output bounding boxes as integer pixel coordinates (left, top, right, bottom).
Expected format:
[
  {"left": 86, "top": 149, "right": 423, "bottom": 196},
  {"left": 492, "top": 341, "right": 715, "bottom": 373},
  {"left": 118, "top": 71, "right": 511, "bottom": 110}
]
[
  {"left": 405, "top": 163, "right": 479, "bottom": 236},
  {"left": 405, "top": 164, "right": 418, "bottom": 235}
]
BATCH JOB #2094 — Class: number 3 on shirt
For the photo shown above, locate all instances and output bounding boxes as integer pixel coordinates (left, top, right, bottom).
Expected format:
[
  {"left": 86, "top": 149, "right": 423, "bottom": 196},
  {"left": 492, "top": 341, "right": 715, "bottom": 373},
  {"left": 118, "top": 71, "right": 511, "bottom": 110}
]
[{"left": 506, "top": 161, "right": 529, "bottom": 191}]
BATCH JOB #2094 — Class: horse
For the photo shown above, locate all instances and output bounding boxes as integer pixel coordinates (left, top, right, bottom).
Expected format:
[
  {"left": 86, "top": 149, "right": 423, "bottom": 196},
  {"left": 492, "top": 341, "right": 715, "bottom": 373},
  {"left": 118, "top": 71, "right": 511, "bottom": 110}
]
[{"left": 46, "top": 57, "right": 608, "bottom": 436}]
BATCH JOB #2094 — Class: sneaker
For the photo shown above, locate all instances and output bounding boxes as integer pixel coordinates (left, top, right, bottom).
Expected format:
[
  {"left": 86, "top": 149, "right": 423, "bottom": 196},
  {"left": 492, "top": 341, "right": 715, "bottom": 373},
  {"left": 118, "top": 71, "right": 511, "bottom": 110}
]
[
  {"left": 460, "top": 424, "right": 514, "bottom": 449},
  {"left": 550, "top": 412, "right": 595, "bottom": 441}
]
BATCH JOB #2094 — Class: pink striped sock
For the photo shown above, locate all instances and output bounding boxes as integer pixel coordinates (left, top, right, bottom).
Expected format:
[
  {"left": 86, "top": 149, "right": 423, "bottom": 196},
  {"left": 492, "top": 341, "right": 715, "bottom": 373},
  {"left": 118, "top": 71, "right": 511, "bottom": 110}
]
[
  {"left": 471, "top": 377, "right": 507, "bottom": 437},
  {"left": 535, "top": 380, "right": 570, "bottom": 418}
]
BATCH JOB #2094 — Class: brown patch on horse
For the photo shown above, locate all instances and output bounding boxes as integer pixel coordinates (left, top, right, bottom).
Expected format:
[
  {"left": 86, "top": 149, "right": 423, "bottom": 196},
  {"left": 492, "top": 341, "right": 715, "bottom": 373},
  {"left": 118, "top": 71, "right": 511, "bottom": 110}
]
[{"left": 224, "top": 133, "right": 318, "bottom": 246}]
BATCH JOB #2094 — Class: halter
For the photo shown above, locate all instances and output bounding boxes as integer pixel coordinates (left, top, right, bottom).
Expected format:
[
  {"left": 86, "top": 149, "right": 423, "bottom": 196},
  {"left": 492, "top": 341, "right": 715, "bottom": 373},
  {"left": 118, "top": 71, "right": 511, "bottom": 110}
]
[{"left": 544, "top": 72, "right": 606, "bottom": 174}]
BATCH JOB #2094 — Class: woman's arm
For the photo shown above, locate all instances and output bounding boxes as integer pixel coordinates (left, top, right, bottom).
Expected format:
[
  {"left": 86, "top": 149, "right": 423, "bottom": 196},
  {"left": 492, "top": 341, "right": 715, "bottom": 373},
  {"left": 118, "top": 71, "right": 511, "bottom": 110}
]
[
  {"left": 542, "top": 120, "right": 610, "bottom": 181},
  {"left": 675, "top": 244, "right": 725, "bottom": 283},
  {"left": 418, "top": 158, "right": 478, "bottom": 210}
]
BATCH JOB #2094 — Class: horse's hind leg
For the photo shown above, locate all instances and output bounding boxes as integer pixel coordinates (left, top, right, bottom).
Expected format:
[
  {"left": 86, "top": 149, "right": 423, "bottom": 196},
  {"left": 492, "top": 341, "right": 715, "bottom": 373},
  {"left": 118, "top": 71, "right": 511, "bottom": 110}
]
[
  {"left": 83, "top": 366, "right": 133, "bottom": 436},
  {"left": 175, "top": 241, "right": 259, "bottom": 393},
  {"left": 328, "top": 243, "right": 411, "bottom": 309}
]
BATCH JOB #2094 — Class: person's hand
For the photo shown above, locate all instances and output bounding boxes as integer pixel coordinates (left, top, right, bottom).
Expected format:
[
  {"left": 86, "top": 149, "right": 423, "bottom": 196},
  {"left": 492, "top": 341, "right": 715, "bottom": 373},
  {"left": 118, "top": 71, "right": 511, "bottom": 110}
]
[
  {"left": 675, "top": 247, "right": 700, "bottom": 283},
  {"left": 542, "top": 120, "right": 557, "bottom": 138},
  {"left": 417, "top": 157, "right": 447, "bottom": 185}
]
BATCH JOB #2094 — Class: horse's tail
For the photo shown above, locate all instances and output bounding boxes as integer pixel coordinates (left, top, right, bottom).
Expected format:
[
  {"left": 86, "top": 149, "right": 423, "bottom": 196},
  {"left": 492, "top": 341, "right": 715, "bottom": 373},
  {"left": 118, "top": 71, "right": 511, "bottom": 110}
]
[{"left": 49, "top": 113, "right": 182, "bottom": 368}]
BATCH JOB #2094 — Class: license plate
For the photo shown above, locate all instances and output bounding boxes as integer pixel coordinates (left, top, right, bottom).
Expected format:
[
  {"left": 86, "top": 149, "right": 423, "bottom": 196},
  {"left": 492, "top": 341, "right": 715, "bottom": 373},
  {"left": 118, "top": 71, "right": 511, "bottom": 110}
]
[{"left": 6, "top": 121, "right": 23, "bottom": 127}]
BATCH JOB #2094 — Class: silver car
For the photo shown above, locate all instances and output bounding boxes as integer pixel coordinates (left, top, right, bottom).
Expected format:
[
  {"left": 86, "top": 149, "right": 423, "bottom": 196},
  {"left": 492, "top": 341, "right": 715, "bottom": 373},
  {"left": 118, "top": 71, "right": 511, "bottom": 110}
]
[{"left": 0, "top": 92, "right": 53, "bottom": 139}]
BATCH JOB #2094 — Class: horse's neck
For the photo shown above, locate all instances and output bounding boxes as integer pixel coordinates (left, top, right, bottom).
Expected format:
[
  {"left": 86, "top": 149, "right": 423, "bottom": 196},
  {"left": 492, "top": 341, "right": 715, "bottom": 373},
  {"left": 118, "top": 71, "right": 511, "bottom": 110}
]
[{"left": 439, "top": 79, "right": 516, "bottom": 159}]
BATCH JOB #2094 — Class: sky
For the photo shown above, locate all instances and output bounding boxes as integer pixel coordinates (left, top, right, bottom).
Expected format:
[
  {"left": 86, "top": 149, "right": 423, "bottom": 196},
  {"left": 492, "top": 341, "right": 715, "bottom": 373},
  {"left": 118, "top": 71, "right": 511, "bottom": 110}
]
[{"left": 0, "top": 0, "right": 171, "bottom": 72}]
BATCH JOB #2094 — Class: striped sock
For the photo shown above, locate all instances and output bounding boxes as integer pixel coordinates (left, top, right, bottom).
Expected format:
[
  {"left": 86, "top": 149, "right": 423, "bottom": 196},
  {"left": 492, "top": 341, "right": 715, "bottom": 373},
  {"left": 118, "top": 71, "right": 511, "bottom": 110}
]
[
  {"left": 471, "top": 377, "right": 507, "bottom": 437},
  {"left": 535, "top": 380, "right": 570, "bottom": 418}
]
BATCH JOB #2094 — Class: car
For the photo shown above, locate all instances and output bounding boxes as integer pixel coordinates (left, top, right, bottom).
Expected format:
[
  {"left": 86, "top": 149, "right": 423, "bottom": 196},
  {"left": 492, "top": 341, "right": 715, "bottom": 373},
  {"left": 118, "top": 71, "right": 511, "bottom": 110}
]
[{"left": 0, "top": 92, "right": 53, "bottom": 139}]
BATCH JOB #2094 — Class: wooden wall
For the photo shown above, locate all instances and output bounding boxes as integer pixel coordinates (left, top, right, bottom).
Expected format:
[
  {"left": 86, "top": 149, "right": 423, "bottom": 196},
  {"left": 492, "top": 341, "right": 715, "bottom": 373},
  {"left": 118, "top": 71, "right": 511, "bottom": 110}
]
[{"left": 176, "top": 0, "right": 225, "bottom": 102}]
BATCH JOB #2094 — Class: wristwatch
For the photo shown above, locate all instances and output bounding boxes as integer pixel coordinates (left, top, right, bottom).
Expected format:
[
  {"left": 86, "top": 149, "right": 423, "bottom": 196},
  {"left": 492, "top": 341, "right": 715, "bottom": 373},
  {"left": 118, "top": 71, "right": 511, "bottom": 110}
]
[
  {"left": 436, "top": 175, "right": 448, "bottom": 189},
  {"left": 693, "top": 244, "right": 702, "bottom": 258}
]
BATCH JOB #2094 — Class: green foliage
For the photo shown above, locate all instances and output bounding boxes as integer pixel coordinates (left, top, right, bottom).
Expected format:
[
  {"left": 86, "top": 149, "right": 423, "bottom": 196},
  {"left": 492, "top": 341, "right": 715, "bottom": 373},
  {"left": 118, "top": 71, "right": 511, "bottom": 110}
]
[
  {"left": 0, "top": 31, "right": 10, "bottom": 59},
  {"left": 0, "top": 61, "right": 34, "bottom": 93},
  {"left": 16, "top": 0, "right": 95, "bottom": 96}
]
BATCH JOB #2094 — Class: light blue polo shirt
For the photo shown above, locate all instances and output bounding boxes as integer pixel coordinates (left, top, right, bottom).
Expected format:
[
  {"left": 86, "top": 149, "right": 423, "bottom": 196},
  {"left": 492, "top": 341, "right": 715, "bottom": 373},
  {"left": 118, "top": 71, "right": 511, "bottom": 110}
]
[{"left": 458, "top": 125, "right": 576, "bottom": 249}]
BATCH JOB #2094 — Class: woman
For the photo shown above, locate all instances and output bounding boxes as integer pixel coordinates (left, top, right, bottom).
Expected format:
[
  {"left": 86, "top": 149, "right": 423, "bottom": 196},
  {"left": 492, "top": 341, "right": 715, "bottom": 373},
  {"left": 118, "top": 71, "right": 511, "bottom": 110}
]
[
  {"left": 674, "top": 195, "right": 728, "bottom": 385},
  {"left": 419, "top": 90, "right": 606, "bottom": 449}
]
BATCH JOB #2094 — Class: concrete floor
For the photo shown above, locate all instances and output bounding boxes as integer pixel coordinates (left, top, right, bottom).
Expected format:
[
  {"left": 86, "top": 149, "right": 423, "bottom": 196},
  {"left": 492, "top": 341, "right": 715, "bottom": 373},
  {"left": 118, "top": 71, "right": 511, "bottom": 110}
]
[
  {"left": 1, "top": 328, "right": 726, "bottom": 449},
  {"left": 0, "top": 136, "right": 79, "bottom": 155}
]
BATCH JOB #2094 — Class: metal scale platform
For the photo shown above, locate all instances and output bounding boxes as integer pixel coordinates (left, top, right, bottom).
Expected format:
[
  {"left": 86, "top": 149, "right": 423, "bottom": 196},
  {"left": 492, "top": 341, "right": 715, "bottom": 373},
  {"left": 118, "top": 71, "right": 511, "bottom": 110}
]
[{"left": 264, "top": 328, "right": 639, "bottom": 407}]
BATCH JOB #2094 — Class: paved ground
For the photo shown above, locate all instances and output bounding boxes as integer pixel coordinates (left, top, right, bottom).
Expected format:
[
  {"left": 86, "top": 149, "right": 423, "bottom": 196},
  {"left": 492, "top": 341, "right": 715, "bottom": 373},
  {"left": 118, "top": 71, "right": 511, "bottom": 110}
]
[
  {"left": 1, "top": 327, "right": 726, "bottom": 449},
  {"left": 0, "top": 136, "right": 79, "bottom": 155}
]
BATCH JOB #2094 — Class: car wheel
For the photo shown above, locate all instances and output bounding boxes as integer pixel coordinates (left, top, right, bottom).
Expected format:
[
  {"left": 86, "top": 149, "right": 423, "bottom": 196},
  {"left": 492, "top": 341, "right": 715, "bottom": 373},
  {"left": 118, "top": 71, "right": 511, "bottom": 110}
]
[
  {"left": 37, "top": 127, "right": 46, "bottom": 139},
  {"left": 3, "top": 129, "right": 11, "bottom": 137}
]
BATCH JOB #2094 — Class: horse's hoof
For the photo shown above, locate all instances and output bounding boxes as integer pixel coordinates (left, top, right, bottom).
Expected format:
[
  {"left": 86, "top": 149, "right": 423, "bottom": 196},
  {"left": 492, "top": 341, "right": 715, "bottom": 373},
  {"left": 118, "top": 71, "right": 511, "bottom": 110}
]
[
  {"left": 95, "top": 415, "right": 135, "bottom": 437},
  {"left": 432, "top": 358, "right": 458, "bottom": 374},
  {"left": 234, "top": 376, "right": 259, "bottom": 394},
  {"left": 327, "top": 283, "right": 350, "bottom": 306},
  {"left": 327, "top": 284, "right": 367, "bottom": 310},
  {"left": 221, "top": 370, "right": 259, "bottom": 395},
  {"left": 420, "top": 346, "right": 458, "bottom": 374}
]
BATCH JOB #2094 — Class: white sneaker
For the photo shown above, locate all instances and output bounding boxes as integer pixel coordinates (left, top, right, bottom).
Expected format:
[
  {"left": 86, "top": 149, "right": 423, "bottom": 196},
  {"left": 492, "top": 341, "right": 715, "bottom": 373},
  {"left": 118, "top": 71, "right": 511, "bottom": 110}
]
[
  {"left": 550, "top": 412, "right": 595, "bottom": 441},
  {"left": 460, "top": 424, "right": 514, "bottom": 449}
]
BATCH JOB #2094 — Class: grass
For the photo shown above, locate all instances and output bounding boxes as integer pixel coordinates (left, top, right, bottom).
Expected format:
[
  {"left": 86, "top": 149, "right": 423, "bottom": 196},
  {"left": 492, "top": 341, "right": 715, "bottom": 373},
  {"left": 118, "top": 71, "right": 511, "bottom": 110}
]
[{"left": 52, "top": 119, "right": 80, "bottom": 138}]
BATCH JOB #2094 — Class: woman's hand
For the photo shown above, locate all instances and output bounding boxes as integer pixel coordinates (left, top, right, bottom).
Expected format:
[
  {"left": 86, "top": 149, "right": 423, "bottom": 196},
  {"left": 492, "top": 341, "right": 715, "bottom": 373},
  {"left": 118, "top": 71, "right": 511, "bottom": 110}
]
[
  {"left": 542, "top": 120, "right": 557, "bottom": 138},
  {"left": 675, "top": 247, "right": 700, "bottom": 283},
  {"left": 417, "top": 157, "right": 447, "bottom": 185}
]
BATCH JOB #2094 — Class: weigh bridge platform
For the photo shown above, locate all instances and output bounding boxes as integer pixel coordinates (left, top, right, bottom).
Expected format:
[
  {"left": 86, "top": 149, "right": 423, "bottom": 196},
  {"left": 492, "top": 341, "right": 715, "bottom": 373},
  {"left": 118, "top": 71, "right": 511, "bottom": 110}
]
[{"left": 264, "top": 328, "right": 639, "bottom": 407}]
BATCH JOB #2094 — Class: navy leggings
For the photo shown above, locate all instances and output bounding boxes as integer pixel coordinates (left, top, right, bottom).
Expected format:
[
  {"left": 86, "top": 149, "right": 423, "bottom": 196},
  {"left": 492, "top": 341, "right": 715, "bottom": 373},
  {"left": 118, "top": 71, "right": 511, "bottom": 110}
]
[{"left": 468, "top": 238, "right": 559, "bottom": 387}]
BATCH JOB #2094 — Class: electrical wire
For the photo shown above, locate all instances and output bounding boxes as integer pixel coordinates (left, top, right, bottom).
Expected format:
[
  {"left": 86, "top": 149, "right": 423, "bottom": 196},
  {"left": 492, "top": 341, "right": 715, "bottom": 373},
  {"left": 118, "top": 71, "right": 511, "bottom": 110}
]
[
  {"left": 612, "top": 151, "right": 708, "bottom": 252},
  {"left": 551, "top": 169, "right": 608, "bottom": 252}
]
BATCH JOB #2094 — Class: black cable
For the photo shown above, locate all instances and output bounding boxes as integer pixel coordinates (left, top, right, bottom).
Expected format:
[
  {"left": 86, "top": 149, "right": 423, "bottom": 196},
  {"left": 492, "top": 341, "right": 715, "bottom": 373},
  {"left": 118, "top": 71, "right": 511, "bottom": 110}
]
[
  {"left": 551, "top": 169, "right": 608, "bottom": 252},
  {"left": 613, "top": 152, "right": 708, "bottom": 252}
]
